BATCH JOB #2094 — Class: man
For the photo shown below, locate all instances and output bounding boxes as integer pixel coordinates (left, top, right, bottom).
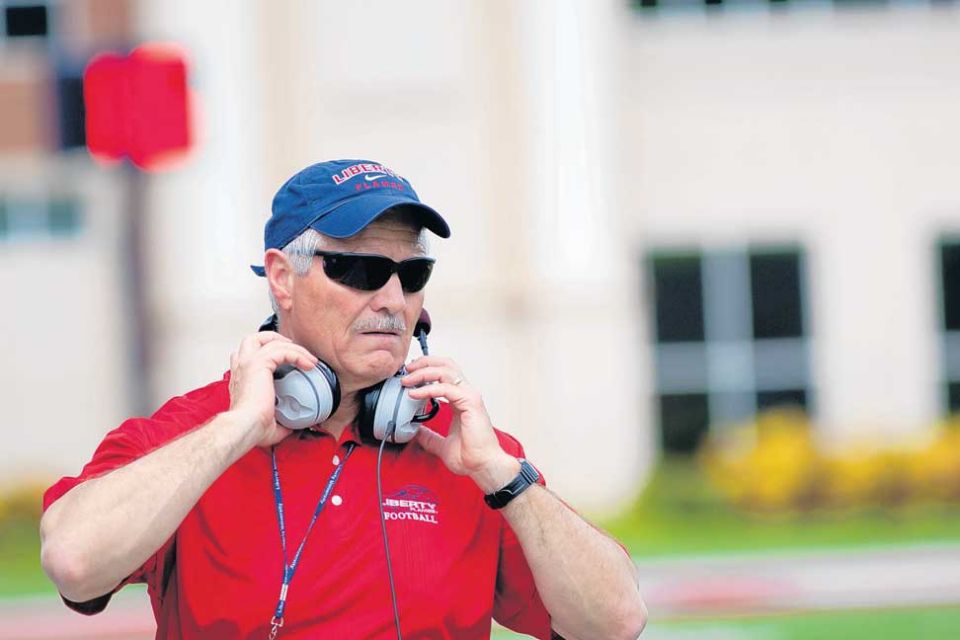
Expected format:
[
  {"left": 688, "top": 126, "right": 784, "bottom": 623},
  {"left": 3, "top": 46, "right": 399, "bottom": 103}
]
[{"left": 40, "top": 159, "right": 647, "bottom": 639}]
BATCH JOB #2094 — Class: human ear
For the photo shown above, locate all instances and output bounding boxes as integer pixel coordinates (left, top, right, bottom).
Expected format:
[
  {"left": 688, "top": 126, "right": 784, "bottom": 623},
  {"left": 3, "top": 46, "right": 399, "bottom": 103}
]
[{"left": 264, "top": 249, "right": 295, "bottom": 312}]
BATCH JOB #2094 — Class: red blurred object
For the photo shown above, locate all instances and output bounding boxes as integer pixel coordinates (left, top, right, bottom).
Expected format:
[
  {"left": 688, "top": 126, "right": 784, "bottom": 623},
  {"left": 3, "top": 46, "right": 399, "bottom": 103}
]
[{"left": 84, "top": 44, "right": 192, "bottom": 170}]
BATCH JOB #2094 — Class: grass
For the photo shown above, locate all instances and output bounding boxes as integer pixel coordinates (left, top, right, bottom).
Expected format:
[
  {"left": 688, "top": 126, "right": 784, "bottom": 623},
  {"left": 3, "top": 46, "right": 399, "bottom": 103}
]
[
  {"left": 491, "top": 607, "right": 960, "bottom": 639},
  {"left": 600, "top": 457, "right": 960, "bottom": 559},
  {"left": 651, "top": 606, "right": 960, "bottom": 639},
  {"left": 0, "top": 518, "right": 55, "bottom": 597}
]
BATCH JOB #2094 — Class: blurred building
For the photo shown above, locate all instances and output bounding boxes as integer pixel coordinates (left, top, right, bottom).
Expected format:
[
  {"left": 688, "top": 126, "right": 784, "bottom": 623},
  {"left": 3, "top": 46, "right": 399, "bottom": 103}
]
[
  {"left": 630, "top": 0, "right": 960, "bottom": 457},
  {"left": 0, "top": 0, "right": 134, "bottom": 484},
  {"left": 2, "top": 0, "right": 960, "bottom": 512}
]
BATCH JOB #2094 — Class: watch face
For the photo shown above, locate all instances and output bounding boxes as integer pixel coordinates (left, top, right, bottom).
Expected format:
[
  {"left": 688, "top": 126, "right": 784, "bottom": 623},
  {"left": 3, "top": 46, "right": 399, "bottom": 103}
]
[
  {"left": 517, "top": 460, "right": 538, "bottom": 485},
  {"left": 484, "top": 459, "right": 538, "bottom": 509}
]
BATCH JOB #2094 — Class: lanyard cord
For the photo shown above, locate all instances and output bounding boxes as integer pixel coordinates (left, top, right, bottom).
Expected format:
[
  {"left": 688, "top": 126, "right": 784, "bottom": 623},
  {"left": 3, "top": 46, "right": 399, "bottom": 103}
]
[{"left": 269, "top": 441, "right": 356, "bottom": 640}]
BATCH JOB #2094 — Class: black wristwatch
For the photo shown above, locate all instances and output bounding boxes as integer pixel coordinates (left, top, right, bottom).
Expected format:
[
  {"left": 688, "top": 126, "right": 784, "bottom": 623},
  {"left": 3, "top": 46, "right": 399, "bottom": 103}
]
[{"left": 484, "top": 459, "right": 540, "bottom": 509}]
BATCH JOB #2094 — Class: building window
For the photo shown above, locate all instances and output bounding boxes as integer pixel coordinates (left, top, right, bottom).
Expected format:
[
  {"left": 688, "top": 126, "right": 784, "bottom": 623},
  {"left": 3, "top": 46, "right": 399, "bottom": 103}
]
[
  {"left": 56, "top": 69, "right": 86, "bottom": 150},
  {"left": 949, "top": 383, "right": 960, "bottom": 414},
  {"left": 750, "top": 251, "right": 804, "bottom": 339},
  {"left": 652, "top": 254, "right": 704, "bottom": 343},
  {"left": 659, "top": 393, "right": 710, "bottom": 453},
  {"left": 939, "top": 240, "right": 960, "bottom": 413},
  {"left": 647, "top": 245, "right": 811, "bottom": 454},
  {"left": 47, "top": 198, "right": 81, "bottom": 235},
  {"left": 0, "top": 196, "right": 82, "bottom": 241},
  {"left": 757, "top": 388, "right": 807, "bottom": 412},
  {"left": 4, "top": 3, "right": 48, "bottom": 38},
  {"left": 941, "top": 242, "right": 960, "bottom": 332},
  {"left": 634, "top": 0, "right": 908, "bottom": 12}
]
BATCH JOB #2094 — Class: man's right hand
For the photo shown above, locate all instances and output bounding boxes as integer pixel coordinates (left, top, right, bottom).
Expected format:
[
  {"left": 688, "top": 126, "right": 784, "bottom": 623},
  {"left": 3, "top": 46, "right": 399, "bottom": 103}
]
[
  {"left": 227, "top": 331, "right": 318, "bottom": 448},
  {"left": 40, "top": 331, "right": 320, "bottom": 603}
]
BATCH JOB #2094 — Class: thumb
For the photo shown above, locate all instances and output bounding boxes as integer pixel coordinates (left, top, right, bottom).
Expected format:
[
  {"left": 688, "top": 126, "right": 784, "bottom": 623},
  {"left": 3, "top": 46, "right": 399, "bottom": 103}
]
[
  {"left": 259, "top": 424, "right": 294, "bottom": 449},
  {"left": 415, "top": 426, "right": 447, "bottom": 457}
]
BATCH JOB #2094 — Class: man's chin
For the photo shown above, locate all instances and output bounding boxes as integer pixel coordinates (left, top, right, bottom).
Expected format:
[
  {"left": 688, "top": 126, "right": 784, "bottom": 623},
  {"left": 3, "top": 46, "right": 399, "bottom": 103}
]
[{"left": 348, "top": 357, "right": 405, "bottom": 388}]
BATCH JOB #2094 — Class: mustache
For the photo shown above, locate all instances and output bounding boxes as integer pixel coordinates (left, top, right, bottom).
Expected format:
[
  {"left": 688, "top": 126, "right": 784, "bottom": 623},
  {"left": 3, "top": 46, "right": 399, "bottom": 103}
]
[{"left": 353, "top": 314, "right": 407, "bottom": 333}]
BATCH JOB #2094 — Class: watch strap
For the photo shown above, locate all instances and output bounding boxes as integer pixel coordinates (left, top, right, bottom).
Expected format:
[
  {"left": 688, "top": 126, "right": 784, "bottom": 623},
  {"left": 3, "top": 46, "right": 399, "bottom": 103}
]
[{"left": 484, "top": 459, "right": 540, "bottom": 510}]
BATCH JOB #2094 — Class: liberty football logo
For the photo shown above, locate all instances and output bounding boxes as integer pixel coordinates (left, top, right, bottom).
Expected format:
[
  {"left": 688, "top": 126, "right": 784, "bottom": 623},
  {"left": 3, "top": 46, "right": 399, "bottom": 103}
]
[{"left": 383, "top": 485, "right": 439, "bottom": 525}]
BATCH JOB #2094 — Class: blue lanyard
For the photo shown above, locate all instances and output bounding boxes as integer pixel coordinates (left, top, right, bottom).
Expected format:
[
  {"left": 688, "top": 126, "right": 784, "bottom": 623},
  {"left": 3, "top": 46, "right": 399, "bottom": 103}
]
[{"left": 269, "top": 441, "right": 355, "bottom": 639}]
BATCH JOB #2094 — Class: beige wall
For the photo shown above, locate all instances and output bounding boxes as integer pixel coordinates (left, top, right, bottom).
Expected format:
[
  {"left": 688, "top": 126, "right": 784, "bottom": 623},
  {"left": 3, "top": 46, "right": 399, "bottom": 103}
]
[
  {"left": 9, "top": 0, "right": 957, "bottom": 511},
  {"left": 132, "top": 0, "right": 649, "bottom": 511},
  {"left": 0, "top": 156, "right": 128, "bottom": 484},
  {"left": 623, "top": 2, "right": 960, "bottom": 444}
]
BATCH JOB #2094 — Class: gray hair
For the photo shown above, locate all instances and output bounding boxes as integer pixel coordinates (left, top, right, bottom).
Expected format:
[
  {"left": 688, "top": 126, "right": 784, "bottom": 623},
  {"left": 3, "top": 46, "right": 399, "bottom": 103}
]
[
  {"left": 267, "top": 216, "right": 431, "bottom": 317},
  {"left": 267, "top": 228, "right": 326, "bottom": 316}
]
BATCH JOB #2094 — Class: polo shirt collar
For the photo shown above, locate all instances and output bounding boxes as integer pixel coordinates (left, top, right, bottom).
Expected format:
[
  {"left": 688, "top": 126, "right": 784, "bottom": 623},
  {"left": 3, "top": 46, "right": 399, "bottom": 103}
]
[{"left": 299, "top": 421, "right": 362, "bottom": 446}]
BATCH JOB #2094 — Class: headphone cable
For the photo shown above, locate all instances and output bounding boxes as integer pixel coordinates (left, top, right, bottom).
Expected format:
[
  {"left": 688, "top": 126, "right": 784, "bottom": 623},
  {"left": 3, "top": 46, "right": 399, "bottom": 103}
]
[{"left": 377, "top": 433, "right": 403, "bottom": 640}]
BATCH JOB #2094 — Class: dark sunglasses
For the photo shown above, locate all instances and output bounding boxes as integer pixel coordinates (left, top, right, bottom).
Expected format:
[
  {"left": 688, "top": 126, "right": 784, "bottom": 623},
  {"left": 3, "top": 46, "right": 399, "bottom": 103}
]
[{"left": 314, "top": 251, "right": 435, "bottom": 293}]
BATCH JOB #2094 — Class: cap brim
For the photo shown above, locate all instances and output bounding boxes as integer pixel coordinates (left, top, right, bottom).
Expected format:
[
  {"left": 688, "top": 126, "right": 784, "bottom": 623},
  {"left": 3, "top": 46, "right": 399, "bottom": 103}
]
[
  {"left": 250, "top": 196, "right": 450, "bottom": 278},
  {"left": 312, "top": 195, "right": 451, "bottom": 240}
]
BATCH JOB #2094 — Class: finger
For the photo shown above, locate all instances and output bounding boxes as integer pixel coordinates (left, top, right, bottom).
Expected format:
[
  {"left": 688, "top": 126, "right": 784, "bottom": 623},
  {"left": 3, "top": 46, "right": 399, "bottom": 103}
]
[
  {"left": 407, "top": 382, "right": 474, "bottom": 407},
  {"left": 275, "top": 344, "right": 318, "bottom": 371},
  {"left": 255, "top": 341, "right": 318, "bottom": 372},
  {"left": 230, "top": 351, "right": 238, "bottom": 371},
  {"left": 237, "top": 336, "right": 313, "bottom": 366},
  {"left": 405, "top": 356, "right": 458, "bottom": 372},
  {"left": 414, "top": 425, "right": 447, "bottom": 457},
  {"left": 238, "top": 331, "right": 290, "bottom": 360},
  {"left": 401, "top": 366, "right": 463, "bottom": 387}
]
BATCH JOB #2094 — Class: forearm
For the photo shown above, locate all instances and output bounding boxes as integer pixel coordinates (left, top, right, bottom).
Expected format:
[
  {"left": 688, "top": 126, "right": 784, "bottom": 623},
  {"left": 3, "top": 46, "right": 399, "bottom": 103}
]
[
  {"left": 499, "top": 483, "right": 647, "bottom": 640},
  {"left": 403, "top": 361, "right": 647, "bottom": 637},
  {"left": 40, "top": 410, "right": 259, "bottom": 602}
]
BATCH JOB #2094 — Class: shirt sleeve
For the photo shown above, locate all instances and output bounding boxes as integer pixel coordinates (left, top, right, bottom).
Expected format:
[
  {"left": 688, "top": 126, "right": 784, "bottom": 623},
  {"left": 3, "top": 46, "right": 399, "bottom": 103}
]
[
  {"left": 489, "top": 430, "right": 559, "bottom": 640},
  {"left": 41, "top": 377, "right": 229, "bottom": 615},
  {"left": 42, "top": 417, "right": 176, "bottom": 615}
]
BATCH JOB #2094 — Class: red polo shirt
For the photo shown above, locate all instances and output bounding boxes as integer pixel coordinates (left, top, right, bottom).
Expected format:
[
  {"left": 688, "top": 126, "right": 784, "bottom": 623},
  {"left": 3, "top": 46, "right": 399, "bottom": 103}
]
[{"left": 43, "top": 375, "right": 555, "bottom": 639}]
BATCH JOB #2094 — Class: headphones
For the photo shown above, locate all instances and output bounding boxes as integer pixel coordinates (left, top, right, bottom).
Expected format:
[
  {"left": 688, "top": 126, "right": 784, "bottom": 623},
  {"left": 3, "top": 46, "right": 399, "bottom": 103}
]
[{"left": 261, "top": 311, "right": 439, "bottom": 443}]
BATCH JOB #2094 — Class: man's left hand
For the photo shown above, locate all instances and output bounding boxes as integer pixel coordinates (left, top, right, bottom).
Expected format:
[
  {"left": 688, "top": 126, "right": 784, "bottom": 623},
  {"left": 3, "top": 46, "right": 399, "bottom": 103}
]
[
  {"left": 403, "top": 357, "right": 520, "bottom": 493},
  {"left": 405, "top": 358, "right": 647, "bottom": 639}
]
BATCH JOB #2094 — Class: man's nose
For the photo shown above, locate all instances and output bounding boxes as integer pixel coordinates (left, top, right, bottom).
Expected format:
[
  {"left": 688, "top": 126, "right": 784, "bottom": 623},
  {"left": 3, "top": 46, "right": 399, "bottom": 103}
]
[{"left": 370, "top": 273, "right": 406, "bottom": 314}]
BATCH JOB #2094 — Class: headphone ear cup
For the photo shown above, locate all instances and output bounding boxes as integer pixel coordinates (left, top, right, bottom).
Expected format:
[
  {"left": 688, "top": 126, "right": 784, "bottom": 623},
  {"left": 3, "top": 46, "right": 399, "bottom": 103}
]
[
  {"left": 357, "top": 381, "right": 382, "bottom": 442},
  {"left": 273, "top": 361, "right": 340, "bottom": 429},
  {"left": 361, "top": 377, "right": 427, "bottom": 444}
]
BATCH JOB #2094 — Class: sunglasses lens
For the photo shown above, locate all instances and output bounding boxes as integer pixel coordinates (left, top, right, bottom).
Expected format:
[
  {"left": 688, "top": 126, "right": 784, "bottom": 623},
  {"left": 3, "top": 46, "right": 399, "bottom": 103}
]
[
  {"left": 398, "top": 259, "right": 434, "bottom": 292},
  {"left": 320, "top": 253, "right": 434, "bottom": 292},
  {"left": 319, "top": 254, "right": 352, "bottom": 281},
  {"left": 320, "top": 255, "right": 386, "bottom": 290}
]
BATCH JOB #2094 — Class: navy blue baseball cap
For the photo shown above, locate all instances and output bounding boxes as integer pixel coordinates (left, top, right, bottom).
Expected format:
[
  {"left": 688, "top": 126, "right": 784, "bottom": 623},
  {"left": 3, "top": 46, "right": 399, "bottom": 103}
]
[{"left": 251, "top": 159, "right": 450, "bottom": 276}]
